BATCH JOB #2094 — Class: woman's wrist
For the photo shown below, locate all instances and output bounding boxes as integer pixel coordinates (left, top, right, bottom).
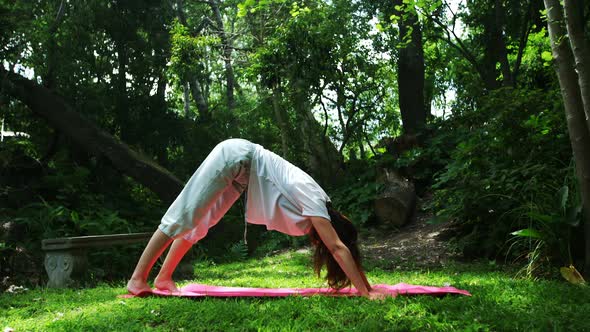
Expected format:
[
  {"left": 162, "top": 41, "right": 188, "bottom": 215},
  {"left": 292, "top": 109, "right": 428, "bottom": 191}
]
[
  {"left": 355, "top": 280, "right": 370, "bottom": 296},
  {"left": 359, "top": 288, "right": 370, "bottom": 297}
]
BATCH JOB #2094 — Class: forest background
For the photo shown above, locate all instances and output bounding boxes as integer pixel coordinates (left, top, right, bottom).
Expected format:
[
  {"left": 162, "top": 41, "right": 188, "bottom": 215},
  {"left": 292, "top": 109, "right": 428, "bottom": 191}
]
[{"left": 1, "top": 0, "right": 590, "bottom": 286}]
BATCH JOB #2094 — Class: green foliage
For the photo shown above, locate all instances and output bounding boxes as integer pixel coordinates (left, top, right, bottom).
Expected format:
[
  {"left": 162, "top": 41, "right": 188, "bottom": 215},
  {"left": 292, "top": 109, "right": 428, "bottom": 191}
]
[
  {"left": 0, "top": 134, "right": 167, "bottom": 282},
  {"left": 391, "top": 130, "right": 453, "bottom": 194},
  {"left": 244, "top": 0, "right": 398, "bottom": 157},
  {"left": 237, "top": 0, "right": 288, "bottom": 17},
  {"left": 422, "top": 88, "right": 577, "bottom": 267},
  {"left": 0, "top": 139, "right": 38, "bottom": 167},
  {"left": 227, "top": 240, "right": 249, "bottom": 262},
  {"left": 511, "top": 26, "right": 555, "bottom": 86},
  {"left": 169, "top": 20, "right": 219, "bottom": 83},
  {"left": 508, "top": 184, "right": 582, "bottom": 278},
  {"left": 12, "top": 199, "right": 131, "bottom": 240},
  {"left": 252, "top": 229, "right": 310, "bottom": 258},
  {"left": 252, "top": 232, "right": 292, "bottom": 256},
  {"left": 329, "top": 162, "right": 381, "bottom": 226}
]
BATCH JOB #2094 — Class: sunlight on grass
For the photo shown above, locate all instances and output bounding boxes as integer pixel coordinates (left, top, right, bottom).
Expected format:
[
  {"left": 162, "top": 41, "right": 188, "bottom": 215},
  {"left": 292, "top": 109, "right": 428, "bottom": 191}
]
[{"left": 2, "top": 251, "right": 590, "bottom": 331}]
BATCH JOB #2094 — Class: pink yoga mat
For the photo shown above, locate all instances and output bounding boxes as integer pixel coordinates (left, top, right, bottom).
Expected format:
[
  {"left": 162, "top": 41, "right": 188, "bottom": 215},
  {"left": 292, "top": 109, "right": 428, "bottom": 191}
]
[{"left": 122, "top": 283, "right": 471, "bottom": 298}]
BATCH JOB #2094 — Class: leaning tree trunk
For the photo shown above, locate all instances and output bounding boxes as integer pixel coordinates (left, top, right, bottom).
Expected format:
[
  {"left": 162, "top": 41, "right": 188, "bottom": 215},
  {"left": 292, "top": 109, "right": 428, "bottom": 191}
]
[
  {"left": 394, "top": 0, "right": 426, "bottom": 135},
  {"left": 544, "top": 0, "right": 590, "bottom": 275},
  {"left": 0, "top": 68, "right": 184, "bottom": 205}
]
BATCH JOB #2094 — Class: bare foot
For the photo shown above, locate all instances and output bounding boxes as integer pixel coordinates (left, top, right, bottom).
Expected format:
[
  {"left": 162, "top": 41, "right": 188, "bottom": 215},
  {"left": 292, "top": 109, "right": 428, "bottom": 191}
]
[
  {"left": 154, "top": 276, "right": 179, "bottom": 293},
  {"left": 127, "top": 278, "right": 153, "bottom": 295}
]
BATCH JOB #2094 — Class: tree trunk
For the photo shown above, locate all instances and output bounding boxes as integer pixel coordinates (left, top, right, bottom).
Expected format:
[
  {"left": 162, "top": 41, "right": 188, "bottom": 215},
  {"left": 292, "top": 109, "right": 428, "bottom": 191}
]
[
  {"left": 358, "top": 129, "right": 366, "bottom": 160},
  {"left": 189, "top": 75, "right": 210, "bottom": 121},
  {"left": 477, "top": 0, "right": 514, "bottom": 89},
  {"left": 564, "top": 0, "right": 590, "bottom": 132},
  {"left": 115, "top": 41, "right": 130, "bottom": 141},
  {"left": 494, "top": 0, "right": 512, "bottom": 87},
  {"left": 394, "top": 0, "right": 426, "bottom": 135},
  {"left": 156, "top": 73, "right": 167, "bottom": 102},
  {"left": 293, "top": 79, "right": 342, "bottom": 186},
  {"left": 176, "top": 0, "right": 210, "bottom": 121},
  {"left": 271, "top": 84, "right": 289, "bottom": 157},
  {"left": 1, "top": 68, "right": 184, "bottom": 205},
  {"left": 183, "top": 81, "right": 191, "bottom": 118},
  {"left": 294, "top": 80, "right": 320, "bottom": 177},
  {"left": 544, "top": 0, "right": 590, "bottom": 275},
  {"left": 512, "top": 0, "right": 534, "bottom": 86},
  {"left": 43, "top": 0, "right": 66, "bottom": 89},
  {"left": 210, "top": 0, "right": 235, "bottom": 111}
]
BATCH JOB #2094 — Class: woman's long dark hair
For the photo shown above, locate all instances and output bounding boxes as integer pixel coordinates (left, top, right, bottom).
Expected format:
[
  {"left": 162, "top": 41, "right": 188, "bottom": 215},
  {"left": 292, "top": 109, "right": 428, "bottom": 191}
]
[{"left": 309, "top": 202, "right": 362, "bottom": 289}]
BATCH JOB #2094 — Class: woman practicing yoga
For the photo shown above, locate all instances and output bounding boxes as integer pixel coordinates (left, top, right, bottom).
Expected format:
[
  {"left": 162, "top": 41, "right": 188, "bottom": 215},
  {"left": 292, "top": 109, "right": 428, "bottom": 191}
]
[{"left": 127, "top": 138, "right": 383, "bottom": 299}]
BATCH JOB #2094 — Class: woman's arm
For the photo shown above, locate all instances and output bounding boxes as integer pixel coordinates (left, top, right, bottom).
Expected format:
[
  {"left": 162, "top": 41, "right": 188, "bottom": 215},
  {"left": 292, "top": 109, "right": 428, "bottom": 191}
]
[
  {"left": 358, "top": 266, "right": 372, "bottom": 292},
  {"left": 309, "top": 216, "right": 371, "bottom": 296}
]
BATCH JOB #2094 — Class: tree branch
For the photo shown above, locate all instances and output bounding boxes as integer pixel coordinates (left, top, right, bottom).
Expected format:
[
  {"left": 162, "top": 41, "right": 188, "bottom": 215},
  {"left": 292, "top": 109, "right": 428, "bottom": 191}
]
[
  {"left": 1, "top": 68, "right": 184, "bottom": 204},
  {"left": 418, "top": 3, "right": 491, "bottom": 88}
]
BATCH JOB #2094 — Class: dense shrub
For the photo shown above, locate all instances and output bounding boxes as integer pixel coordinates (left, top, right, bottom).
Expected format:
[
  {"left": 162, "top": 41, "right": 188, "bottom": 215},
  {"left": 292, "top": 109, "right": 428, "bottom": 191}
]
[
  {"left": 405, "top": 88, "right": 583, "bottom": 272},
  {"left": 329, "top": 160, "right": 381, "bottom": 228},
  {"left": 0, "top": 139, "right": 167, "bottom": 283}
]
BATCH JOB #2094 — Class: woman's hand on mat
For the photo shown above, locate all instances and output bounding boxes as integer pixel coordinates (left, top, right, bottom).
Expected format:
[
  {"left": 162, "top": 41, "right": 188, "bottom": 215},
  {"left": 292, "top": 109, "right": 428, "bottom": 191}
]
[{"left": 366, "top": 289, "right": 389, "bottom": 300}]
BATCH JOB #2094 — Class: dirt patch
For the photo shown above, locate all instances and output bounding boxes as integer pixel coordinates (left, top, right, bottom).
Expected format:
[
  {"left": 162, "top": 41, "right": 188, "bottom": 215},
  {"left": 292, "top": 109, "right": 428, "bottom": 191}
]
[{"left": 360, "top": 203, "right": 459, "bottom": 270}]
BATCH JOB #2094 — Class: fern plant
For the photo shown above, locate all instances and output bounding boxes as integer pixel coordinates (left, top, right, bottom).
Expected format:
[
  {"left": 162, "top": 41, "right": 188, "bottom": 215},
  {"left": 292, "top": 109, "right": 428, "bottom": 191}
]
[
  {"left": 508, "top": 185, "right": 582, "bottom": 279},
  {"left": 228, "top": 240, "right": 249, "bottom": 262}
]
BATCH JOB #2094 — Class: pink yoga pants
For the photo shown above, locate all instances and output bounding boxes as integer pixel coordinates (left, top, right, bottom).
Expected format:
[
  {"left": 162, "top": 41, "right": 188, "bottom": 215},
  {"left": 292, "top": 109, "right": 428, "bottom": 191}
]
[{"left": 158, "top": 139, "right": 254, "bottom": 243}]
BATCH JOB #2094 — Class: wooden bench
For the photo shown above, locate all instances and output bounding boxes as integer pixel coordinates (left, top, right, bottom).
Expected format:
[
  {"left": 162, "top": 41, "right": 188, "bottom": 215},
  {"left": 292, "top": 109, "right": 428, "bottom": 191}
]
[{"left": 42, "top": 232, "right": 153, "bottom": 288}]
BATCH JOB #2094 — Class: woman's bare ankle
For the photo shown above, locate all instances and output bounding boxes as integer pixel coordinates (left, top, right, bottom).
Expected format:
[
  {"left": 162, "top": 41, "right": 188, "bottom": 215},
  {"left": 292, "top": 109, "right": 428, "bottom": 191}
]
[
  {"left": 154, "top": 276, "right": 179, "bottom": 292},
  {"left": 127, "top": 278, "right": 152, "bottom": 295}
]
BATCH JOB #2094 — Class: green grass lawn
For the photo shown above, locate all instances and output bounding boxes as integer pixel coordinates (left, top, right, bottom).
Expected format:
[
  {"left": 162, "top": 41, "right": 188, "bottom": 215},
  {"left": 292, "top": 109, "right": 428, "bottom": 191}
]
[{"left": 2, "top": 251, "right": 590, "bottom": 331}]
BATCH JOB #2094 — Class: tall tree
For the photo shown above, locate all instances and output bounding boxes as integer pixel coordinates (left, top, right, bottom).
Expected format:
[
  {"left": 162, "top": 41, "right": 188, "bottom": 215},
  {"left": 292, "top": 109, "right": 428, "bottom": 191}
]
[
  {"left": 480, "top": 0, "right": 512, "bottom": 88},
  {"left": 544, "top": 0, "right": 590, "bottom": 274},
  {"left": 366, "top": 0, "right": 427, "bottom": 135},
  {"left": 393, "top": 0, "right": 427, "bottom": 135},
  {"left": 563, "top": 0, "right": 590, "bottom": 132}
]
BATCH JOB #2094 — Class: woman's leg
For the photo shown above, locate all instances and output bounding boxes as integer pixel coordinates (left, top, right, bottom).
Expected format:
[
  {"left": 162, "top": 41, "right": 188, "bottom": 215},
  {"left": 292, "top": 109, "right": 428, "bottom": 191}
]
[
  {"left": 152, "top": 170, "right": 250, "bottom": 292},
  {"left": 127, "top": 229, "right": 174, "bottom": 295},
  {"left": 154, "top": 237, "right": 193, "bottom": 292},
  {"left": 128, "top": 141, "right": 252, "bottom": 294}
]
